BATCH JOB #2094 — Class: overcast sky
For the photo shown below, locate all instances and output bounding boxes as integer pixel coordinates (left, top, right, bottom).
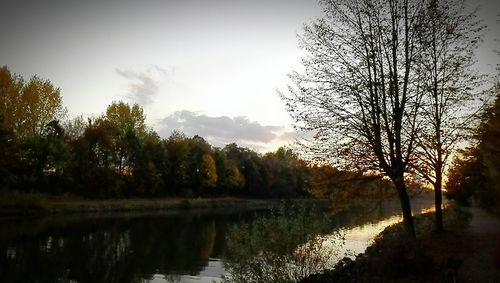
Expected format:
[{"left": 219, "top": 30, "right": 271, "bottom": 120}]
[{"left": 1, "top": 0, "right": 498, "bottom": 152}]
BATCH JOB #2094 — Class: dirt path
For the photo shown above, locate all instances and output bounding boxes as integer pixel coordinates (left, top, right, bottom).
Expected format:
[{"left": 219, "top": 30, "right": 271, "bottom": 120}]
[{"left": 460, "top": 206, "right": 500, "bottom": 282}]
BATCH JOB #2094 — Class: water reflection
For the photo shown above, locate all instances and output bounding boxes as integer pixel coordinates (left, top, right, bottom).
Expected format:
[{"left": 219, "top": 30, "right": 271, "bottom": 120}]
[
  {"left": 0, "top": 209, "right": 257, "bottom": 283},
  {"left": 0, "top": 197, "right": 434, "bottom": 283}
]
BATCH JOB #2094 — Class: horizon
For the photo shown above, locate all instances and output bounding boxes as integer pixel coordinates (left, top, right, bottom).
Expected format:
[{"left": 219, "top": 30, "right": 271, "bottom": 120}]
[{"left": 1, "top": 0, "right": 498, "bottom": 152}]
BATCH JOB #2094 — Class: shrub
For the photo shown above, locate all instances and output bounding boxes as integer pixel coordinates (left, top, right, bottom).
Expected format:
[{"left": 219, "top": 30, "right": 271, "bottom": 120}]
[{"left": 223, "top": 204, "right": 345, "bottom": 283}]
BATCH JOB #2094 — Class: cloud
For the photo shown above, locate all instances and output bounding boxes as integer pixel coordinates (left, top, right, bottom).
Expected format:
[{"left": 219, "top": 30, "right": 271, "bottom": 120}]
[
  {"left": 157, "top": 110, "right": 296, "bottom": 151},
  {"left": 115, "top": 65, "right": 173, "bottom": 106}
]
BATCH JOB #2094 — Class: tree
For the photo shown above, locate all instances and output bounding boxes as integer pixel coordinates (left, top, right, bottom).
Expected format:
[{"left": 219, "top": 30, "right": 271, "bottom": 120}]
[
  {"left": 411, "top": 0, "right": 484, "bottom": 231},
  {"left": 225, "top": 160, "right": 245, "bottom": 192},
  {"left": 70, "top": 119, "right": 123, "bottom": 196},
  {"left": 444, "top": 149, "right": 480, "bottom": 205},
  {"left": 261, "top": 147, "right": 310, "bottom": 197},
  {"left": 164, "top": 131, "right": 191, "bottom": 195},
  {"left": 63, "top": 115, "right": 88, "bottom": 142},
  {"left": 476, "top": 83, "right": 500, "bottom": 209},
  {"left": 104, "top": 101, "right": 147, "bottom": 138},
  {"left": 445, "top": 83, "right": 500, "bottom": 210},
  {"left": 213, "top": 148, "right": 245, "bottom": 193},
  {"left": 220, "top": 143, "right": 267, "bottom": 197},
  {"left": 200, "top": 154, "right": 218, "bottom": 190},
  {"left": 0, "top": 66, "right": 65, "bottom": 139},
  {"left": 103, "top": 101, "right": 149, "bottom": 174},
  {"left": 0, "top": 116, "right": 19, "bottom": 191},
  {"left": 281, "top": 0, "right": 427, "bottom": 238},
  {"left": 0, "top": 66, "right": 23, "bottom": 133},
  {"left": 125, "top": 130, "right": 165, "bottom": 196}
]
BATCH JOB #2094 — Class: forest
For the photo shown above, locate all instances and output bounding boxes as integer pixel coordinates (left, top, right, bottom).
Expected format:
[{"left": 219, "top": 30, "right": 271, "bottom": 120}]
[{"left": 0, "top": 66, "right": 394, "bottom": 200}]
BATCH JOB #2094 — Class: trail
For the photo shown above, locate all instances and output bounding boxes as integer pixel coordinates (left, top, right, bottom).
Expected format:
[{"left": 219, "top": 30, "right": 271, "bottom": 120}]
[{"left": 460, "top": 206, "right": 500, "bottom": 282}]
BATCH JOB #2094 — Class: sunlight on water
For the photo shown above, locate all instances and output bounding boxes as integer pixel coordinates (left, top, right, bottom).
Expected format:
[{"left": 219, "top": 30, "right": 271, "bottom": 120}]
[
  {"left": 336, "top": 215, "right": 402, "bottom": 258},
  {"left": 326, "top": 203, "right": 436, "bottom": 264}
]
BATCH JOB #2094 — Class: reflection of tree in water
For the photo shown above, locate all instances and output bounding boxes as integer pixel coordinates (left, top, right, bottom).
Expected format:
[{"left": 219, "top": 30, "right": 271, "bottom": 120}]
[{"left": 0, "top": 210, "right": 256, "bottom": 283}]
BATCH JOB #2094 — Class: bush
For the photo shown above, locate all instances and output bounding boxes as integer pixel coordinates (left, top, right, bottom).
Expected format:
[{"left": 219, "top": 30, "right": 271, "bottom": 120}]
[{"left": 223, "top": 204, "right": 345, "bottom": 283}]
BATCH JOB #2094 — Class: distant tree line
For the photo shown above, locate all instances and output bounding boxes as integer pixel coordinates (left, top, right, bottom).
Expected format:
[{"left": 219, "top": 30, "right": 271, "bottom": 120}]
[{"left": 0, "top": 66, "right": 391, "bottom": 199}]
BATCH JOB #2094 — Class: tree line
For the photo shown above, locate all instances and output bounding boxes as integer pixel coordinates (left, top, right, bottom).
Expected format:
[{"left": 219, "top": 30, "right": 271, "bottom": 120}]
[
  {"left": 0, "top": 66, "right": 392, "bottom": 199},
  {"left": 445, "top": 82, "right": 500, "bottom": 213}
]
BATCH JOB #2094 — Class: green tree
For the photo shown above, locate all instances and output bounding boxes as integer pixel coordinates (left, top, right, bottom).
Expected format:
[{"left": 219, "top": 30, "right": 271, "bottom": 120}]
[
  {"left": 103, "top": 101, "right": 149, "bottom": 174},
  {"left": 125, "top": 130, "right": 165, "bottom": 196},
  {"left": 213, "top": 148, "right": 245, "bottom": 193},
  {"left": 261, "top": 147, "right": 308, "bottom": 198},
  {"left": 19, "top": 120, "right": 70, "bottom": 193},
  {"left": 187, "top": 135, "right": 214, "bottom": 196},
  {"left": 70, "top": 119, "right": 123, "bottom": 196},
  {"left": 226, "top": 160, "right": 245, "bottom": 192},
  {"left": 164, "top": 131, "right": 191, "bottom": 195},
  {"left": 224, "top": 144, "right": 264, "bottom": 197}
]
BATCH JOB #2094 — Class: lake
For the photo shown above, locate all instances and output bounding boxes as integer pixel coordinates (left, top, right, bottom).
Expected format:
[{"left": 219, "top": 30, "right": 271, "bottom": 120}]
[{"left": 0, "top": 197, "right": 434, "bottom": 283}]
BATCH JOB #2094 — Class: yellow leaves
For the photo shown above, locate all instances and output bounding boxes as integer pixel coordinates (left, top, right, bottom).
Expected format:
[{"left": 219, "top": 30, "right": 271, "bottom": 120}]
[
  {"left": 19, "top": 76, "right": 64, "bottom": 138},
  {"left": 201, "top": 153, "right": 218, "bottom": 189},
  {"left": 0, "top": 66, "right": 65, "bottom": 139},
  {"left": 104, "top": 101, "right": 147, "bottom": 139}
]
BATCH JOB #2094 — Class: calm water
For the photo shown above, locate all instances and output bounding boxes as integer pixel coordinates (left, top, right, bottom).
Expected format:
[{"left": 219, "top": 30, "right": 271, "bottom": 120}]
[{"left": 0, "top": 197, "right": 434, "bottom": 283}]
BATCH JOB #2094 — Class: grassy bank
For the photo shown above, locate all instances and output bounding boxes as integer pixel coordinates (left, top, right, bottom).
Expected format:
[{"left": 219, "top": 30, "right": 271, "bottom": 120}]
[
  {"left": 0, "top": 194, "right": 330, "bottom": 216},
  {"left": 301, "top": 203, "right": 472, "bottom": 283}
]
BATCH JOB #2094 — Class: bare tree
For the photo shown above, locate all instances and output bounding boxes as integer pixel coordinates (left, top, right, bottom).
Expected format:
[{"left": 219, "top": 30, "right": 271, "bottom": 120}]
[
  {"left": 281, "top": 0, "right": 428, "bottom": 239},
  {"left": 412, "top": 0, "right": 484, "bottom": 231}
]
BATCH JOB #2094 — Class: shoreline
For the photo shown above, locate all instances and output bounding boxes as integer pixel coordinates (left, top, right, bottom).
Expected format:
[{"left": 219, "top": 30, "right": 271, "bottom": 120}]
[
  {"left": 301, "top": 203, "right": 499, "bottom": 283},
  {"left": 0, "top": 195, "right": 330, "bottom": 217}
]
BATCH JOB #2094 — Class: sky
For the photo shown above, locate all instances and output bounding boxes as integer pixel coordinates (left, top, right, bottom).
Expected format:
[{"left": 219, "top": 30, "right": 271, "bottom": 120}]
[{"left": 0, "top": 0, "right": 499, "bottom": 152}]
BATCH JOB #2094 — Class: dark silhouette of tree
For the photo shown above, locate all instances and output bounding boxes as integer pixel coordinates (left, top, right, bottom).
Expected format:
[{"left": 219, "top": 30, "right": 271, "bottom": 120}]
[
  {"left": 281, "top": 0, "right": 428, "bottom": 238},
  {"left": 70, "top": 119, "right": 123, "bottom": 196},
  {"left": 411, "top": 0, "right": 484, "bottom": 231}
]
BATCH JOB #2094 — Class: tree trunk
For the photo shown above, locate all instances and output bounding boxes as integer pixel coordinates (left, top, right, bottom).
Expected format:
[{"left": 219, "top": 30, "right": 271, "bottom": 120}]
[
  {"left": 434, "top": 169, "right": 444, "bottom": 232},
  {"left": 393, "top": 176, "right": 416, "bottom": 240}
]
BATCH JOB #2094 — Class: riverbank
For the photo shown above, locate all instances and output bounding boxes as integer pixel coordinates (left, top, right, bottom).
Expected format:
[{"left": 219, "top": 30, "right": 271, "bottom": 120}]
[
  {"left": 302, "top": 203, "right": 500, "bottom": 282},
  {"left": 0, "top": 194, "right": 330, "bottom": 216}
]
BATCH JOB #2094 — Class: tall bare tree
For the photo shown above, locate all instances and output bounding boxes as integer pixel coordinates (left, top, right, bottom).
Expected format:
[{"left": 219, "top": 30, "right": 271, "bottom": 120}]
[
  {"left": 411, "top": 0, "right": 484, "bottom": 231},
  {"left": 281, "top": 0, "right": 428, "bottom": 238}
]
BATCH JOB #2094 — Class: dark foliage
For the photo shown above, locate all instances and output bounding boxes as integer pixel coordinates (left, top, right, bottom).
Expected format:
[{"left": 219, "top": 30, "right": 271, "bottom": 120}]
[{"left": 445, "top": 84, "right": 500, "bottom": 211}]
